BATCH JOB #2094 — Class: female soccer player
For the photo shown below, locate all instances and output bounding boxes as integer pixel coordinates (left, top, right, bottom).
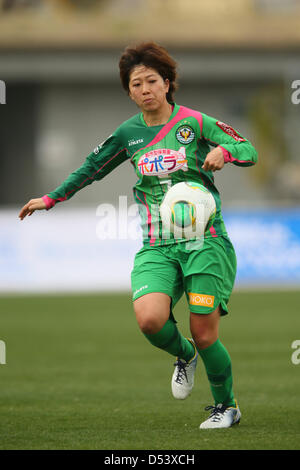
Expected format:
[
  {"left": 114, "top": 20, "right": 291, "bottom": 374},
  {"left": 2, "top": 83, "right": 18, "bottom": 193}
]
[{"left": 19, "top": 42, "right": 258, "bottom": 429}]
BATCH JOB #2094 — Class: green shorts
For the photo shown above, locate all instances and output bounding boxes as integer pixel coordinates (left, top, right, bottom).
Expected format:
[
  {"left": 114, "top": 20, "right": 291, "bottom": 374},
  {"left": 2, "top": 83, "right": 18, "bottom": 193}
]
[{"left": 131, "top": 237, "right": 237, "bottom": 316}]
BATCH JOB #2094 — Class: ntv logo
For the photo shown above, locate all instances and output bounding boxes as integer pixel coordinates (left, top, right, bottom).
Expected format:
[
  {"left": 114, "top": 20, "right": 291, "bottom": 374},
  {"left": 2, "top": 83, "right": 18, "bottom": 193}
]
[{"left": 0, "top": 80, "right": 6, "bottom": 104}]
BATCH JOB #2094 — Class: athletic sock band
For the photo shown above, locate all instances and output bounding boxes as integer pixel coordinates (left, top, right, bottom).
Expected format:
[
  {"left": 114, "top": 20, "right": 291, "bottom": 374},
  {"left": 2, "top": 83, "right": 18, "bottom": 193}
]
[
  {"left": 197, "top": 339, "right": 235, "bottom": 407},
  {"left": 144, "top": 319, "right": 195, "bottom": 362}
]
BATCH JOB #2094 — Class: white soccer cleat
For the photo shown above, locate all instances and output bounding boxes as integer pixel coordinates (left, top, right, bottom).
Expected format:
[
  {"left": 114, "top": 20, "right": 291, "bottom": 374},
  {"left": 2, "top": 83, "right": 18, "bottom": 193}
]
[
  {"left": 171, "top": 339, "right": 198, "bottom": 400},
  {"left": 199, "top": 402, "right": 241, "bottom": 429}
]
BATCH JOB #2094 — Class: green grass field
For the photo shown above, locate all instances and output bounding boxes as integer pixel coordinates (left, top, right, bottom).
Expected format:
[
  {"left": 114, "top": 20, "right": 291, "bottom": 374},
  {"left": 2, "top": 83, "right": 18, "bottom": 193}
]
[{"left": 0, "top": 290, "right": 299, "bottom": 450}]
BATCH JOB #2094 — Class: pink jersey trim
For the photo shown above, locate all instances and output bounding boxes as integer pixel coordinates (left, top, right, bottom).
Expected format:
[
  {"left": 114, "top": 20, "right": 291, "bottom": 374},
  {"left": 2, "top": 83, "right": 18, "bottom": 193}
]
[
  {"left": 203, "top": 138, "right": 233, "bottom": 163},
  {"left": 131, "top": 106, "right": 203, "bottom": 162},
  {"left": 219, "top": 146, "right": 231, "bottom": 163},
  {"left": 146, "top": 106, "right": 203, "bottom": 148},
  {"left": 194, "top": 149, "right": 207, "bottom": 188},
  {"left": 219, "top": 145, "right": 253, "bottom": 165},
  {"left": 135, "top": 191, "right": 156, "bottom": 246},
  {"left": 42, "top": 195, "right": 56, "bottom": 210},
  {"left": 209, "top": 226, "right": 218, "bottom": 238}
]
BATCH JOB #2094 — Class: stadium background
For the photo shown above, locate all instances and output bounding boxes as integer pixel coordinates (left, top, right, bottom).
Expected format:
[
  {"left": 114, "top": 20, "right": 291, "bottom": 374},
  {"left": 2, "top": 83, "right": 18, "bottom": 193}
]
[{"left": 0, "top": 0, "right": 299, "bottom": 450}]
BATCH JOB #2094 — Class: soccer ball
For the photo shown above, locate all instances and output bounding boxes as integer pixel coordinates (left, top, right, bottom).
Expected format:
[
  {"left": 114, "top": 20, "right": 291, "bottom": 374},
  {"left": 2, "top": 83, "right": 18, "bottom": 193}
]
[{"left": 160, "top": 181, "right": 216, "bottom": 239}]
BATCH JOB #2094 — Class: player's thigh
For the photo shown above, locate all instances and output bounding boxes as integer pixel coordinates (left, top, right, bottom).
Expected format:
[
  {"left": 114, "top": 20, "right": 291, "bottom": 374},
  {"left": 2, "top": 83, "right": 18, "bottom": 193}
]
[
  {"left": 183, "top": 237, "right": 237, "bottom": 317},
  {"left": 184, "top": 266, "right": 231, "bottom": 348},
  {"left": 185, "top": 272, "right": 224, "bottom": 315},
  {"left": 131, "top": 245, "right": 184, "bottom": 318}
]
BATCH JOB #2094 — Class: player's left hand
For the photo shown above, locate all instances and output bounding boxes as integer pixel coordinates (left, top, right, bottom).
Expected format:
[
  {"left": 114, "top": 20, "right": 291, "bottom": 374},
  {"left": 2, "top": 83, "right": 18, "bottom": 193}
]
[
  {"left": 202, "top": 147, "right": 225, "bottom": 172},
  {"left": 18, "top": 197, "right": 46, "bottom": 220}
]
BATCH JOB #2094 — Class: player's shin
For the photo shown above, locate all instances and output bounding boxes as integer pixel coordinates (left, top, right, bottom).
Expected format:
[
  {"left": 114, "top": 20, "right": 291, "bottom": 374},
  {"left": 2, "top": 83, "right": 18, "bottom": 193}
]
[
  {"left": 144, "top": 318, "right": 195, "bottom": 362},
  {"left": 197, "top": 339, "right": 235, "bottom": 407}
]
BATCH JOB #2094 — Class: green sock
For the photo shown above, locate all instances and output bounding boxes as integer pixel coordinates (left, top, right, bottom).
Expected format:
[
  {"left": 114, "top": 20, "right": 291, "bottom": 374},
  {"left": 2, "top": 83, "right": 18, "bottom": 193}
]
[
  {"left": 197, "top": 339, "right": 235, "bottom": 407},
  {"left": 144, "top": 319, "right": 195, "bottom": 362}
]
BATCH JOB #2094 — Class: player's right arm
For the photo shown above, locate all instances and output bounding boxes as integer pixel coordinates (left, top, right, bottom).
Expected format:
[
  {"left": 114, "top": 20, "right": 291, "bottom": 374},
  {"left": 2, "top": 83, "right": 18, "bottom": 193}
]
[
  {"left": 19, "top": 128, "right": 128, "bottom": 220},
  {"left": 200, "top": 113, "right": 258, "bottom": 169}
]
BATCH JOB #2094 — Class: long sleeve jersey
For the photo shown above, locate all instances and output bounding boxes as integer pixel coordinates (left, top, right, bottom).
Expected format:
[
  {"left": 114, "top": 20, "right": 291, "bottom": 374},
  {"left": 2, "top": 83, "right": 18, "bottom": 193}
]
[{"left": 42, "top": 103, "right": 258, "bottom": 246}]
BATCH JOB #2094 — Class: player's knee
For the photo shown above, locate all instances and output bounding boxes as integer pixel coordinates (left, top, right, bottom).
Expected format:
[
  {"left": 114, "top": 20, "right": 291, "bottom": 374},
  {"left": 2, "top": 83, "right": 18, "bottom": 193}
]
[
  {"left": 134, "top": 304, "right": 167, "bottom": 334},
  {"left": 190, "top": 308, "right": 220, "bottom": 350},
  {"left": 191, "top": 327, "right": 218, "bottom": 350},
  {"left": 193, "top": 335, "right": 215, "bottom": 350},
  {"left": 136, "top": 313, "right": 165, "bottom": 335},
  {"left": 134, "top": 294, "right": 170, "bottom": 334}
]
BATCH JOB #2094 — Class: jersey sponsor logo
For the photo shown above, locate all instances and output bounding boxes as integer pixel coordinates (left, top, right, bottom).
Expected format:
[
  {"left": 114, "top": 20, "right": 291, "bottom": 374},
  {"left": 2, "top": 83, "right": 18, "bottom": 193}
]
[
  {"left": 216, "top": 121, "right": 246, "bottom": 142},
  {"left": 128, "top": 138, "right": 144, "bottom": 147},
  {"left": 137, "top": 147, "right": 188, "bottom": 176},
  {"left": 188, "top": 293, "right": 215, "bottom": 307},
  {"left": 176, "top": 125, "right": 195, "bottom": 144}
]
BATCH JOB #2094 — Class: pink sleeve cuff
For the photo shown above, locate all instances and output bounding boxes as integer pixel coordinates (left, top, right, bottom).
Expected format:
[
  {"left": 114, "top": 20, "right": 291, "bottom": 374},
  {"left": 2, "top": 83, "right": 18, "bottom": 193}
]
[
  {"left": 42, "top": 195, "right": 56, "bottom": 210},
  {"left": 219, "top": 146, "right": 232, "bottom": 163}
]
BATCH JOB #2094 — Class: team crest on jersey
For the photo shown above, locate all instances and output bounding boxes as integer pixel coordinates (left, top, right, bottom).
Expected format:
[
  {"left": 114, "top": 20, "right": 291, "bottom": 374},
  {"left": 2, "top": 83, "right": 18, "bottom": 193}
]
[
  {"left": 137, "top": 147, "right": 188, "bottom": 177},
  {"left": 176, "top": 125, "right": 195, "bottom": 144}
]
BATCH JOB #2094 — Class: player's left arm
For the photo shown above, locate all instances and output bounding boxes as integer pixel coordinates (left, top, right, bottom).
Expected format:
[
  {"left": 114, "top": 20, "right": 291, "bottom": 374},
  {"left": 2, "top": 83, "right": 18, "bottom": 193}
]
[{"left": 201, "top": 113, "right": 258, "bottom": 172}]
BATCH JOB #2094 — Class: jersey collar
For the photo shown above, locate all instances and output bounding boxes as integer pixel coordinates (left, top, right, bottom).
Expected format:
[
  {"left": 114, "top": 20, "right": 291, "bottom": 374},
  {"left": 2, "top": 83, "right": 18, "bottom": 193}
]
[{"left": 140, "top": 103, "right": 180, "bottom": 128}]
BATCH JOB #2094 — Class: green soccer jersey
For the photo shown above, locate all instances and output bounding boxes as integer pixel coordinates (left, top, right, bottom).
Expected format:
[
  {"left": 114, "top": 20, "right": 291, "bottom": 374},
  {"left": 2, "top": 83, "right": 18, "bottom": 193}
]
[{"left": 42, "top": 103, "right": 258, "bottom": 246}]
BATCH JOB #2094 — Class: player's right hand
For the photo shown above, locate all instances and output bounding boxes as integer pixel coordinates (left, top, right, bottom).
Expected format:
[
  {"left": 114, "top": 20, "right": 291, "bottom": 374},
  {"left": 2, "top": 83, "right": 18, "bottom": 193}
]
[{"left": 18, "top": 198, "right": 46, "bottom": 220}]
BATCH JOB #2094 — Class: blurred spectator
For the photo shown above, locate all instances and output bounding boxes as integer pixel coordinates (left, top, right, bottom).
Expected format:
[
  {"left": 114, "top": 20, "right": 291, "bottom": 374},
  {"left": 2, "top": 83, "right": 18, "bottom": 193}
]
[
  {"left": 1, "top": 0, "right": 102, "bottom": 12},
  {"left": 254, "top": 0, "right": 300, "bottom": 14},
  {"left": 1, "top": 0, "right": 41, "bottom": 11}
]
